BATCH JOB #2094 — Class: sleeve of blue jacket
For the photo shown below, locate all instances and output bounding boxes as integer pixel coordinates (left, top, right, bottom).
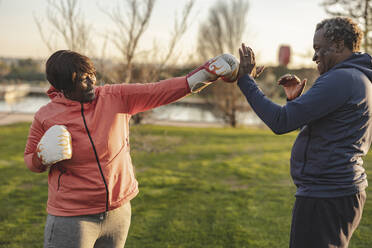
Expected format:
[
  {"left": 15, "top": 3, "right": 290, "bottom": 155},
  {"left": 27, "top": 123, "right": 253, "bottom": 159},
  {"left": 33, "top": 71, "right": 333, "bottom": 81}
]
[{"left": 237, "top": 71, "right": 352, "bottom": 134}]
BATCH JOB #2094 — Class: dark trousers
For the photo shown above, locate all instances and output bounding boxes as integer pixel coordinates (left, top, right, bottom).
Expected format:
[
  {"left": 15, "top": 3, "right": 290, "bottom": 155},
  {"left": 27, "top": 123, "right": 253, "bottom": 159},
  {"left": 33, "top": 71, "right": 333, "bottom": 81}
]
[{"left": 289, "top": 191, "right": 366, "bottom": 248}]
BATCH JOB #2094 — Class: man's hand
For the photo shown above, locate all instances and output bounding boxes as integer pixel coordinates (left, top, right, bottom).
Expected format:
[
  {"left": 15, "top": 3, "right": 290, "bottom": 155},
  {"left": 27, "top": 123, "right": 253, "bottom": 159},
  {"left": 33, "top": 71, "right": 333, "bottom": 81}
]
[
  {"left": 278, "top": 74, "right": 307, "bottom": 100},
  {"left": 36, "top": 125, "right": 72, "bottom": 166},
  {"left": 186, "top": 54, "right": 239, "bottom": 93},
  {"left": 238, "top": 43, "right": 265, "bottom": 79}
]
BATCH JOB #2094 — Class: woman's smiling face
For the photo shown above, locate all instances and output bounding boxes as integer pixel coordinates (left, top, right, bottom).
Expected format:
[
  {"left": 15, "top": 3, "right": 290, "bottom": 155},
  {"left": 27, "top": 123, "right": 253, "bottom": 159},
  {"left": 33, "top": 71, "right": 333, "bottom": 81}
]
[{"left": 66, "top": 72, "right": 97, "bottom": 103}]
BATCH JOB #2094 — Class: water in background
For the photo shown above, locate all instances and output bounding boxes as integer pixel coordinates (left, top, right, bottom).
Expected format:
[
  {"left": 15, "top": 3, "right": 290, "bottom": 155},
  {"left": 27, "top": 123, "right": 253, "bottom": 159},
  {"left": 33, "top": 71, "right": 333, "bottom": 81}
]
[
  {"left": 0, "top": 96, "right": 262, "bottom": 125},
  {"left": 0, "top": 96, "right": 49, "bottom": 113}
]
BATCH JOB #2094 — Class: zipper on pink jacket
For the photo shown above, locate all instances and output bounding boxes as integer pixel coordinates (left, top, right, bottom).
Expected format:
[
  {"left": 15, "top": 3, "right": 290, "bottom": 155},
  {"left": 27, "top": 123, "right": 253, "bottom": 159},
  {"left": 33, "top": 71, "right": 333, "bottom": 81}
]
[{"left": 80, "top": 103, "right": 109, "bottom": 213}]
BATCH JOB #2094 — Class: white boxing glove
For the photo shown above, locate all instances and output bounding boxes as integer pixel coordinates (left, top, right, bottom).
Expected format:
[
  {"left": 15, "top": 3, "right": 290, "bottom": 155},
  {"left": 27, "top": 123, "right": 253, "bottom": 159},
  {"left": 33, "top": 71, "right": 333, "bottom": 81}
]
[
  {"left": 36, "top": 125, "right": 72, "bottom": 166},
  {"left": 186, "top": 54, "right": 239, "bottom": 93},
  {"left": 219, "top": 54, "right": 240, "bottom": 82}
]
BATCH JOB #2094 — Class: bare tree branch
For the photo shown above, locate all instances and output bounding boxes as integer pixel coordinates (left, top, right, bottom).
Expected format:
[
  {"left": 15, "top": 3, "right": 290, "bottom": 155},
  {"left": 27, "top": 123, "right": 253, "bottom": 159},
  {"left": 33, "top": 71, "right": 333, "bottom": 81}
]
[
  {"left": 197, "top": 0, "right": 249, "bottom": 60},
  {"left": 34, "top": 15, "right": 55, "bottom": 52},
  {"left": 102, "top": 0, "right": 156, "bottom": 83},
  {"left": 197, "top": 0, "right": 250, "bottom": 127},
  {"left": 156, "top": 0, "right": 195, "bottom": 71},
  {"left": 34, "top": 0, "right": 92, "bottom": 54},
  {"left": 135, "top": 0, "right": 196, "bottom": 85},
  {"left": 321, "top": 0, "right": 372, "bottom": 53}
]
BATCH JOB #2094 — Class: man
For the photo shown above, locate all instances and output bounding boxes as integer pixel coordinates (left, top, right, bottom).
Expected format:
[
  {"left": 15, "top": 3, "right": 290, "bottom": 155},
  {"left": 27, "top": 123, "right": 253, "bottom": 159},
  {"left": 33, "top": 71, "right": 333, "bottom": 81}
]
[
  {"left": 24, "top": 50, "right": 238, "bottom": 248},
  {"left": 237, "top": 17, "right": 370, "bottom": 247}
]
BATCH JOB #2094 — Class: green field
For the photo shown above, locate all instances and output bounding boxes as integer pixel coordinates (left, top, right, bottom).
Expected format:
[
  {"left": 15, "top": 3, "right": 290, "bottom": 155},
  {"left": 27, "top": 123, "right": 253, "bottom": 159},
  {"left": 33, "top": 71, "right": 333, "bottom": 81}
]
[{"left": 0, "top": 123, "right": 371, "bottom": 247}]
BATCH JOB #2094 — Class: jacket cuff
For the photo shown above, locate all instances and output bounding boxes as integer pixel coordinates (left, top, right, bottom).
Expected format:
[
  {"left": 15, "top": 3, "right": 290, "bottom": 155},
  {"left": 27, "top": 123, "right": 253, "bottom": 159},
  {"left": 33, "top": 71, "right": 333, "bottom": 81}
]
[
  {"left": 237, "top": 74, "right": 258, "bottom": 96},
  {"left": 24, "top": 152, "right": 48, "bottom": 173}
]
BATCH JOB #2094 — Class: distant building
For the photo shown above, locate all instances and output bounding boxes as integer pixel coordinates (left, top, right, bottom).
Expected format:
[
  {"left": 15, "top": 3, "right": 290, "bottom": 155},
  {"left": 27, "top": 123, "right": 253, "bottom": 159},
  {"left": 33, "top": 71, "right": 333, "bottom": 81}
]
[{"left": 278, "top": 45, "right": 291, "bottom": 67}]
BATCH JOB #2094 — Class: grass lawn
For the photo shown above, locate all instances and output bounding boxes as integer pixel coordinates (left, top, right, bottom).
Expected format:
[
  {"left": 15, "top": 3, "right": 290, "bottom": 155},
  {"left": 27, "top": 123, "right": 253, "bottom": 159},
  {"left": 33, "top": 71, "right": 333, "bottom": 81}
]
[{"left": 0, "top": 122, "right": 371, "bottom": 247}]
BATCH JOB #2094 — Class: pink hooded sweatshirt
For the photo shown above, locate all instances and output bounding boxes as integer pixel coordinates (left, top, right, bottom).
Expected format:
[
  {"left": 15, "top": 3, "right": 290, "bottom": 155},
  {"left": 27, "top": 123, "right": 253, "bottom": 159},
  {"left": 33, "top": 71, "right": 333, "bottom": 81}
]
[{"left": 24, "top": 77, "right": 190, "bottom": 216}]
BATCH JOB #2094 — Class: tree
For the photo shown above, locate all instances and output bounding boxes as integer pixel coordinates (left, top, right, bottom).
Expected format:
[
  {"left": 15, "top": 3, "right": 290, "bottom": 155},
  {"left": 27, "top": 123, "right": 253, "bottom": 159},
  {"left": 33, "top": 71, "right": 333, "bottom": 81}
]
[
  {"left": 102, "top": 0, "right": 195, "bottom": 84},
  {"left": 102, "top": 0, "right": 156, "bottom": 84},
  {"left": 322, "top": 0, "right": 372, "bottom": 53},
  {"left": 102, "top": 0, "right": 195, "bottom": 124},
  {"left": 196, "top": 0, "right": 250, "bottom": 127},
  {"left": 34, "top": 0, "right": 92, "bottom": 54},
  {"left": 0, "top": 61, "right": 10, "bottom": 78},
  {"left": 5, "top": 59, "right": 45, "bottom": 81},
  {"left": 136, "top": 0, "right": 195, "bottom": 82}
]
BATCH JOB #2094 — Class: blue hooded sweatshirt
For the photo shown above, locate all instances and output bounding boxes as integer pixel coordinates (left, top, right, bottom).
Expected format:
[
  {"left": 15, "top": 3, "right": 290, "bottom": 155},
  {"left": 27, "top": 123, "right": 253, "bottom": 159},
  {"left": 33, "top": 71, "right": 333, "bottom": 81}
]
[{"left": 238, "top": 53, "right": 372, "bottom": 198}]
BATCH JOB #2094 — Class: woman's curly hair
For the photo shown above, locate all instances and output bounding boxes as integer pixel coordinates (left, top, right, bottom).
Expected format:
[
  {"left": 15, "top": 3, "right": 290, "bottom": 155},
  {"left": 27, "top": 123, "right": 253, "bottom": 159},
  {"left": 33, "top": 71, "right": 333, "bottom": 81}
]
[{"left": 316, "top": 17, "right": 363, "bottom": 52}]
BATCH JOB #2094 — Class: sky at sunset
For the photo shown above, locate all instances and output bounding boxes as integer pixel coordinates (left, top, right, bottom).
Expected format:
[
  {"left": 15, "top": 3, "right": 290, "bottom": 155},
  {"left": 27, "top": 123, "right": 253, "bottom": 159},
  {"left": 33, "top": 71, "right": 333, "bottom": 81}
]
[{"left": 0, "top": 0, "right": 329, "bottom": 68}]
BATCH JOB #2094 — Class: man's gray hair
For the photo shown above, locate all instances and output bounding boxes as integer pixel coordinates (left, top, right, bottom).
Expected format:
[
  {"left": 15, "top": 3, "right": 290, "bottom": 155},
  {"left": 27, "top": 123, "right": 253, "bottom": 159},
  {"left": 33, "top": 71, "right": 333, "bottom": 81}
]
[{"left": 316, "top": 17, "right": 363, "bottom": 52}]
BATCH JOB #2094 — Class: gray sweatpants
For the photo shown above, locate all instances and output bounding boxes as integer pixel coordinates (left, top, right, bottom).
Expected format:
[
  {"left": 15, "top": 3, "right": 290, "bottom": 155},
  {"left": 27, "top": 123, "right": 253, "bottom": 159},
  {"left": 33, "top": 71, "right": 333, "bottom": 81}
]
[{"left": 44, "top": 202, "right": 131, "bottom": 248}]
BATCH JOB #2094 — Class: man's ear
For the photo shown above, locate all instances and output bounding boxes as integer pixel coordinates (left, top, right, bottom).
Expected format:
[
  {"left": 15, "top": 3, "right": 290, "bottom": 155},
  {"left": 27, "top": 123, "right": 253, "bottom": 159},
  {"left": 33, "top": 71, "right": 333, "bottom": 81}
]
[{"left": 334, "top": 40, "right": 345, "bottom": 53}]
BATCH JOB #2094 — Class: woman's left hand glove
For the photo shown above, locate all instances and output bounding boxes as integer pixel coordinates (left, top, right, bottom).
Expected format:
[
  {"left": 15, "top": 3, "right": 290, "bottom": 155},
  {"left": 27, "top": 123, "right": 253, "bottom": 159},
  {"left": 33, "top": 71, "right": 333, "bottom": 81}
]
[
  {"left": 36, "top": 125, "right": 72, "bottom": 166},
  {"left": 186, "top": 54, "right": 239, "bottom": 93}
]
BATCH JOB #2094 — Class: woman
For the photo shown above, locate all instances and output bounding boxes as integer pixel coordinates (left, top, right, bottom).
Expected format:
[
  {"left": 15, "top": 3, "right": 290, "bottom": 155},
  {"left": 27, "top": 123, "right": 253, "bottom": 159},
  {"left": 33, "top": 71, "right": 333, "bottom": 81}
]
[{"left": 24, "top": 50, "right": 238, "bottom": 248}]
